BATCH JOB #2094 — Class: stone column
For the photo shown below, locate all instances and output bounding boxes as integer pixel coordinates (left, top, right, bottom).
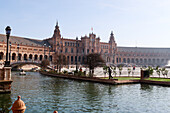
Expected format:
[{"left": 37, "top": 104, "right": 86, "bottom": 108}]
[{"left": 3, "top": 67, "right": 11, "bottom": 80}]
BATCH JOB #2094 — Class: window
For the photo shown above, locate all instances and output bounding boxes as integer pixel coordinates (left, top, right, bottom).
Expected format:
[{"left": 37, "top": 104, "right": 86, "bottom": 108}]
[
  {"left": 65, "top": 42, "right": 67, "bottom": 46},
  {"left": 67, "top": 56, "right": 69, "bottom": 63},
  {"left": 87, "top": 49, "right": 89, "bottom": 54},
  {"left": 71, "top": 48, "right": 74, "bottom": 53},
  {"left": 92, "top": 49, "right": 93, "bottom": 53},
  {"left": 79, "top": 56, "right": 81, "bottom": 62},
  {"left": 75, "top": 56, "right": 77, "bottom": 62},
  {"left": 65, "top": 48, "right": 68, "bottom": 53},
  {"left": 101, "top": 49, "right": 103, "bottom": 53},
  {"left": 71, "top": 56, "right": 73, "bottom": 63}
]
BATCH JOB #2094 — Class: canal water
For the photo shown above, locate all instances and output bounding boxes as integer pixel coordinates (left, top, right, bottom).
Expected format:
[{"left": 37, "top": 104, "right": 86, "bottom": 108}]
[{"left": 0, "top": 72, "right": 170, "bottom": 113}]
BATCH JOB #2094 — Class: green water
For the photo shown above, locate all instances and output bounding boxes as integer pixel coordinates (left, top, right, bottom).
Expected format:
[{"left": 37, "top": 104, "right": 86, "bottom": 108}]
[{"left": 0, "top": 72, "right": 170, "bottom": 113}]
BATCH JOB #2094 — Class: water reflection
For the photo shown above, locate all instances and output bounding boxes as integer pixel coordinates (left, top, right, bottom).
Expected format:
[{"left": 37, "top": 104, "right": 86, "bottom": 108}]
[
  {"left": 3, "top": 72, "right": 170, "bottom": 113},
  {"left": 140, "top": 84, "right": 153, "bottom": 91},
  {"left": 0, "top": 94, "right": 12, "bottom": 113}
]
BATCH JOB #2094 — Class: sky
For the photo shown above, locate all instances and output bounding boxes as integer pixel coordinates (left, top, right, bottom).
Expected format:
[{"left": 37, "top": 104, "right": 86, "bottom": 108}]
[{"left": 0, "top": 0, "right": 170, "bottom": 47}]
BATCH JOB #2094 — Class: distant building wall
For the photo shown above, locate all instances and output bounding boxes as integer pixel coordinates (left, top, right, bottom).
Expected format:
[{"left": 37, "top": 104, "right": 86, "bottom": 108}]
[{"left": 0, "top": 23, "right": 170, "bottom": 66}]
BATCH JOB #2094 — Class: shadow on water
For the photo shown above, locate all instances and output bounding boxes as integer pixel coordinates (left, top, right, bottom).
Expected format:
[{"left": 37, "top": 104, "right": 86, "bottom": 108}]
[{"left": 0, "top": 94, "right": 12, "bottom": 113}]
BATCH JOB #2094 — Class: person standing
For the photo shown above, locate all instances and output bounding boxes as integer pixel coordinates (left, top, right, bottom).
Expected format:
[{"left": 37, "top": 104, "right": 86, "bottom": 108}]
[{"left": 108, "top": 66, "right": 113, "bottom": 79}]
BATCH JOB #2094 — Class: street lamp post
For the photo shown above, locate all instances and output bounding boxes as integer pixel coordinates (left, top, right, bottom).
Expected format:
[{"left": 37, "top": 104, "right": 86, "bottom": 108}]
[
  {"left": 49, "top": 46, "right": 51, "bottom": 61},
  {"left": 9, "top": 42, "right": 11, "bottom": 63},
  {"left": 5, "top": 26, "right": 11, "bottom": 66},
  {"left": 76, "top": 37, "right": 78, "bottom": 72},
  {"left": 17, "top": 44, "right": 19, "bottom": 61},
  {"left": 44, "top": 43, "right": 46, "bottom": 60}
]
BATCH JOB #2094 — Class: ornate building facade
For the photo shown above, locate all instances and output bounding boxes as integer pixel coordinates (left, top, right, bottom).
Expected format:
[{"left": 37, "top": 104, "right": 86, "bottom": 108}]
[{"left": 0, "top": 23, "right": 169, "bottom": 66}]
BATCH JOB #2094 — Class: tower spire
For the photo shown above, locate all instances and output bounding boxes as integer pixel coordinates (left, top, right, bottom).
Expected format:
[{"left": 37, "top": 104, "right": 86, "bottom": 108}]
[
  {"left": 55, "top": 20, "right": 59, "bottom": 28},
  {"left": 109, "top": 31, "right": 115, "bottom": 43},
  {"left": 56, "top": 20, "right": 58, "bottom": 26}
]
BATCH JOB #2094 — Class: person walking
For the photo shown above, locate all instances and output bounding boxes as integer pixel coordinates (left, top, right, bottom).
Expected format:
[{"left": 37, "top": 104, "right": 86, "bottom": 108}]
[{"left": 108, "top": 66, "right": 113, "bottom": 79}]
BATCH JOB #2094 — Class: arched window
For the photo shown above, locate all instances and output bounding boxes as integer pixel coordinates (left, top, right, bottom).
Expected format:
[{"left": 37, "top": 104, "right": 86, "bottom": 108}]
[
  {"left": 18, "top": 53, "right": 22, "bottom": 61},
  {"left": 34, "top": 54, "right": 38, "bottom": 60},
  {"left": 12, "top": 53, "right": 16, "bottom": 60},
  {"left": 123, "top": 58, "right": 126, "bottom": 63},
  {"left": 131, "top": 58, "right": 134, "bottom": 63},
  {"left": 127, "top": 58, "right": 130, "bottom": 63},
  {"left": 75, "top": 56, "right": 77, "bottom": 63},
  {"left": 67, "top": 56, "right": 69, "bottom": 64},
  {"left": 0, "top": 52, "right": 4, "bottom": 60},
  {"left": 78, "top": 56, "right": 81, "bottom": 62},
  {"left": 45, "top": 55, "right": 48, "bottom": 59},
  {"left": 29, "top": 54, "right": 33, "bottom": 60},
  {"left": 40, "top": 55, "right": 43, "bottom": 61},
  {"left": 24, "top": 54, "right": 27, "bottom": 61},
  {"left": 140, "top": 59, "right": 143, "bottom": 63},
  {"left": 50, "top": 55, "right": 52, "bottom": 61},
  {"left": 71, "top": 56, "right": 73, "bottom": 64}
]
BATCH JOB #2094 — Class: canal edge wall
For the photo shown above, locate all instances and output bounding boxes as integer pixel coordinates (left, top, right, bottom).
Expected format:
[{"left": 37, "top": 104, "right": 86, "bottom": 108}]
[
  {"left": 39, "top": 71, "right": 140, "bottom": 85},
  {"left": 39, "top": 71, "right": 170, "bottom": 87}
]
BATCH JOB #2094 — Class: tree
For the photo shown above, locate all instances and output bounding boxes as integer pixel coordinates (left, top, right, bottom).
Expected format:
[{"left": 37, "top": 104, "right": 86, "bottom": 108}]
[
  {"left": 118, "top": 66, "right": 123, "bottom": 76},
  {"left": 112, "top": 66, "right": 117, "bottom": 77},
  {"left": 52, "top": 53, "right": 67, "bottom": 72},
  {"left": 41, "top": 59, "right": 50, "bottom": 69},
  {"left": 128, "top": 67, "right": 131, "bottom": 76},
  {"left": 84, "top": 53, "right": 105, "bottom": 77},
  {"left": 147, "top": 66, "right": 154, "bottom": 76},
  {"left": 161, "top": 67, "right": 168, "bottom": 78},
  {"left": 155, "top": 66, "right": 161, "bottom": 78}
]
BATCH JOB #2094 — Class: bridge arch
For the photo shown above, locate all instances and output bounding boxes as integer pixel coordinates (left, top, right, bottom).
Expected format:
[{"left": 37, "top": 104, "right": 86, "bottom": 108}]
[
  {"left": 18, "top": 53, "right": 22, "bottom": 61},
  {"left": 34, "top": 54, "right": 38, "bottom": 61},
  {"left": 39, "top": 55, "right": 43, "bottom": 61},
  {"left": 12, "top": 53, "right": 16, "bottom": 61},
  {"left": 45, "top": 55, "right": 48, "bottom": 59},
  {"left": 0, "top": 52, "right": 4, "bottom": 60},
  {"left": 10, "top": 61, "right": 41, "bottom": 70},
  {"left": 29, "top": 54, "right": 33, "bottom": 60},
  {"left": 24, "top": 54, "right": 27, "bottom": 60},
  {"left": 50, "top": 55, "right": 52, "bottom": 61}
]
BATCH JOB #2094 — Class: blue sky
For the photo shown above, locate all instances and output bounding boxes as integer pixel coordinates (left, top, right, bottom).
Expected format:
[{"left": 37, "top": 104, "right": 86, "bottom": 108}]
[{"left": 0, "top": 0, "right": 170, "bottom": 47}]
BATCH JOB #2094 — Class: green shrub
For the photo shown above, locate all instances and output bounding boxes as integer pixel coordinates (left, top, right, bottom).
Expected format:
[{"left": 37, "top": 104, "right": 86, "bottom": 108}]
[
  {"left": 49, "top": 70, "right": 57, "bottom": 74},
  {"left": 78, "top": 71, "right": 84, "bottom": 76},
  {"left": 147, "top": 66, "right": 154, "bottom": 75},
  {"left": 58, "top": 72, "right": 63, "bottom": 75},
  {"left": 63, "top": 70, "right": 68, "bottom": 74}
]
